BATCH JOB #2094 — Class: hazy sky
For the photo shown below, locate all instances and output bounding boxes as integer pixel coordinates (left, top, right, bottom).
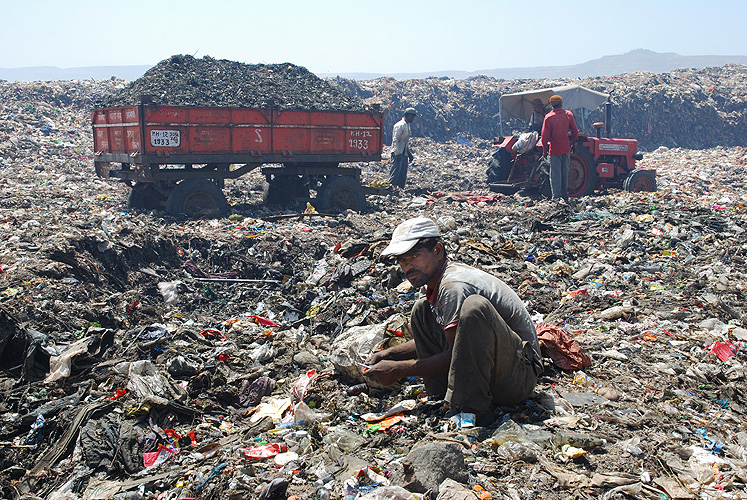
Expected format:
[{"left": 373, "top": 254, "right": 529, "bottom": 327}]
[{"left": 2, "top": 0, "right": 745, "bottom": 74}]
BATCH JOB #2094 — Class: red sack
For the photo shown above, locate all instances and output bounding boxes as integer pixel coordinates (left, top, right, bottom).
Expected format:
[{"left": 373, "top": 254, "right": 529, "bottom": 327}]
[{"left": 535, "top": 322, "right": 591, "bottom": 371}]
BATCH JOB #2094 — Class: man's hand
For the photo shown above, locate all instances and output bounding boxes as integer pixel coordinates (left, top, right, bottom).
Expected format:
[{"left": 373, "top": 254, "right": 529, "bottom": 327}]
[
  {"left": 365, "top": 349, "right": 390, "bottom": 366},
  {"left": 364, "top": 359, "right": 406, "bottom": 387}
]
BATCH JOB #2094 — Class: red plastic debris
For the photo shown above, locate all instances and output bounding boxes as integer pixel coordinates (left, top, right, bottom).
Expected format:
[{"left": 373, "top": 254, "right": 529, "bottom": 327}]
[
  {"left": 241, "top": 442, "right": 287, "bottom": 460},
  {"left": 247, "top": 315, "right": 279, "bottom": 327},
  {"left": 199, "top": 328, "right": 226, "bottom": 341},
  {"left": 708, "top": 340, "right": 737, "bottom": 362},
  {"left": 106, "top": 388, "right": 127, "bottom": 400}
]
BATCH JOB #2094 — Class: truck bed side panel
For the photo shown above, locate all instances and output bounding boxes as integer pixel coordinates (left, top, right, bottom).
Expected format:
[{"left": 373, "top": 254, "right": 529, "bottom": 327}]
[
  {"left": 93, "top": 105, "right": 383, "bottom": 160},
  {"left": 92, "top": 107, "right": 140, "bottom": 154},
  {"left": 231, "top": 109, "right": 272, "bottom": 153}
]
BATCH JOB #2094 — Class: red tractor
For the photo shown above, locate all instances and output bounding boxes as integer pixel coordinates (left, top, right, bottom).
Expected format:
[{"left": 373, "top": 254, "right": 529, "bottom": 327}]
[{"left": 488, "top": 85, "right": 656, "bottom": 198}]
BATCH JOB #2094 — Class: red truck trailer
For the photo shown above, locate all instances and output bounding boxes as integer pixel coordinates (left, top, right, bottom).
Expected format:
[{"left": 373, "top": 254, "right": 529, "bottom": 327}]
[{"left": 92, "top": 97, "right": 384, "bottom": 216}]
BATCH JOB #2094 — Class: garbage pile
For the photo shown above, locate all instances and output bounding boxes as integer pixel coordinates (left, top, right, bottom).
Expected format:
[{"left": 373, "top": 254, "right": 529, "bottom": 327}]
[
  {"left": 101, "top": 55, "right": 370, "bottom": 112},
  {"left": 331, "top": 64, "right": 747, "bottom": 150},
  {"left": 2, "top": 75, "right": 747, "bottom": 500}
]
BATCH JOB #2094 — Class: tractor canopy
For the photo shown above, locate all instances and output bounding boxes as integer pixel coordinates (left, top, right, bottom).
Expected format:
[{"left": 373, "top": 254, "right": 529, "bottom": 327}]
[{"left": 498, "top": 84, "right": 609, "bottom": 134}]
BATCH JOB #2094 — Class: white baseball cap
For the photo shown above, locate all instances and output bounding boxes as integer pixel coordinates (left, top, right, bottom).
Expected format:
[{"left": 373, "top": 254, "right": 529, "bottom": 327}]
[{"left": 380, "top": 217, "right": 441, "bottom": 257}]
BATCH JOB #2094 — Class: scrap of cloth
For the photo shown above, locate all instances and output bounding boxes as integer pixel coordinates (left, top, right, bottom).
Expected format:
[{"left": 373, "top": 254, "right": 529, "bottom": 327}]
[{"left": 535, "top": 322, "right": 591, "bottom": 371}]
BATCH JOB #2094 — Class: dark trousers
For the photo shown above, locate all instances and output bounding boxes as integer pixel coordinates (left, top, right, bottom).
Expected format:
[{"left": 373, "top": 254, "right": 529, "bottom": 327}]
[
  {"left": 411, "top": 295, "right": 539, "bottom": 412},
  {"left": 389, "top": 154, "right": 408, "bottom": 188},
  {"left": 550, "top": 152, "right": 570, "bottom": 200}
]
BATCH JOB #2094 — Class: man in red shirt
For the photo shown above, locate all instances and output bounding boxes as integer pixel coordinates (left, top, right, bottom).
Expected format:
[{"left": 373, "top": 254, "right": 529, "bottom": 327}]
[{"left": 541, "top": 95, "right": 579, "bottom": 202}]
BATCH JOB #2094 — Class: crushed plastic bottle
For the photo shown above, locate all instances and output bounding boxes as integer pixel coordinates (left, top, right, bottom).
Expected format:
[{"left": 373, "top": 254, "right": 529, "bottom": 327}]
[{"left": 551, "top": 431, "right": 606, "bottom": 449}]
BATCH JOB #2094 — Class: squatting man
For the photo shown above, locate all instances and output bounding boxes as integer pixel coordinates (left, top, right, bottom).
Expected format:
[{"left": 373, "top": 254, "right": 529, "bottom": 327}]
[{"left": 364, "top": 217, "right": 544, "bottom": 425}]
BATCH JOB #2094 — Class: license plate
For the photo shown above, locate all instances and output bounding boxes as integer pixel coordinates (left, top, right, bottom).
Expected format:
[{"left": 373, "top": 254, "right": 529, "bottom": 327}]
[{"left": 150, "top": 130, "right": 180, "bottom": 147}]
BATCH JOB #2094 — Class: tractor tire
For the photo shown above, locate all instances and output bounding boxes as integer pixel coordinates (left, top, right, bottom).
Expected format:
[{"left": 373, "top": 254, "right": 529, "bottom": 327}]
[
  {"left": 318, "top": 175, "right": 365, "bottom": 212},
  {"left": 165, "top": 178, "right": 227, "bottom": 218},
  {"left": 624, "top": 169, "right": 657, "bottom": 192},
  {"left": 568, "top": 145, "right": 598, "bottom": 198},
  {"left": 263, "top": 175, "right": 309, "bottom": 205},
  {"left": 128, "top": 182, "right": 166, "bottom": 211}
]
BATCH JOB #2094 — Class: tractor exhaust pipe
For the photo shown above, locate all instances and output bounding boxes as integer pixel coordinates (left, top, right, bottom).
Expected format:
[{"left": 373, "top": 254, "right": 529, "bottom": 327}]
[{"left": 605, "top": 99, "right": 612, "bottom": 138}]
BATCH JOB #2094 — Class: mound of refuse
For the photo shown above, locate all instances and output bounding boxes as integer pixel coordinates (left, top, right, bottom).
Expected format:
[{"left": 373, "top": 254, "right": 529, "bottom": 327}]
[
  {"left": 332, "top": 64, "right": 747, "bottom": 150},
  {"left": 101, "top": 54, "right": 370, "bottom": 111},
  {"left": 4, "top": 75, "right": 747, "bottom": 500}
]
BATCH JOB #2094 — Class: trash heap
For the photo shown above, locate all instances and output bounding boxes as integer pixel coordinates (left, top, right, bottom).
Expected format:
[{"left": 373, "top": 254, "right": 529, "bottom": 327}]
[
  {"left": 331, "top": 64, "right": 747, "bottom": 150},
  {"left": 1, "top": 73, "right": 747, "bottom": 500},
  {"left": 101, "top": 55, "right": 370, "bottom": 112}
]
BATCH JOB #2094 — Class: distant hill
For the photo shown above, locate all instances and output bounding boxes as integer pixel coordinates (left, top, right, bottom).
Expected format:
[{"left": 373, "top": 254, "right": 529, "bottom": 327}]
[
  {"left": 2, "top": 50, "right": 747, "bottom": 82},
  {"left": 0, "top": 65, "right": 151, "bottom": 82},
  {"left": 329, "top": 49, "right": 747, "bottom": 80}
]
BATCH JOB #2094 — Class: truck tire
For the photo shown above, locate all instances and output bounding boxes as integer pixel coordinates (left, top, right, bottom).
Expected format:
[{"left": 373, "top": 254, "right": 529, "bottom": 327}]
[
  {"left": 128, "top": 182, "right": 165, "bottom": 211},
  {"left": 165, "top": 179, "right": 227, "bottom": 218},
  {"left": 568, "top": 145, "right": 598, "bottom": 198},
  {"left": 624, "top": 169, "right": 657, "bottom": 192},
  {"left": 318, "top": 175, "right": 365, "bottom": 212},
  {"left": 263, "top": 175, "right": 309, "bottom": 205}
]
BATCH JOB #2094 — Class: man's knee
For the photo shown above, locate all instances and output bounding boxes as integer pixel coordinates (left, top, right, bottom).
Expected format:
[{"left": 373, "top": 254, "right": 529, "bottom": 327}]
[
  {"left": 459, "top": 294, "right": 514, "bottom": 343},
  {"left": 460, "top": 294, "right": 494, "bottom": 320}
]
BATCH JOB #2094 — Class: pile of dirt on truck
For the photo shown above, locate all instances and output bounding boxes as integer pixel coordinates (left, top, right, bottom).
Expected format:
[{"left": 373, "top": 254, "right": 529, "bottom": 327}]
[{"left": 100, "top": 54, "right": 370, "bottom": 111}]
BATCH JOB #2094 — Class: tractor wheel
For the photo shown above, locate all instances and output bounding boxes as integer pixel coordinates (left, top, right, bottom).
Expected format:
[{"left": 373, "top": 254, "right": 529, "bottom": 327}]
[
  {"left": 624, "top": 169, "right": 657, "bottom": 192},
  {"left": 128, "top": 182, "right": 166, "bottom": 211},
  {"left": 318, "top": 175, "right": 365, "bottom": 212},
  {"left": 263, "top": 175, "right": 309, "bottom": 205},
  {"left": 568, "top": 145, "right": 598, "bottom": 198},
  {"left": 165, "top": 178, "right": 227, "bottom": 218}
]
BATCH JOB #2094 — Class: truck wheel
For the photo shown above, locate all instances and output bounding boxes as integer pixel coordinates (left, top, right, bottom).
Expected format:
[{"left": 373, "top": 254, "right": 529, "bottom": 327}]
[
  {"left": 128, "top": 182, "right": 165, "bottom": 210},
  {"left": 165, "top": 179, "right": 227, "bottom": 218},
  {"left": 624, "top": 169, "right": 657, "bottom": 192},
  {"left": 318, "top": 175, "right": 365, "bottom": 212},
  {"left": 568, "top": 145, "right": 598, "bottom": 198},
  {"left": 263, "top": 175, "right": 309, "bottom": 205}
]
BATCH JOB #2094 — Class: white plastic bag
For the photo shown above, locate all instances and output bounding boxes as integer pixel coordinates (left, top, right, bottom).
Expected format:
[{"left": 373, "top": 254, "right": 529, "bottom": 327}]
[
  {"left": 512, "top": 131, "right": 539, "bottom": 154},
  {"left": 329, "top": 313, "right": 410, "bottom": 388}
]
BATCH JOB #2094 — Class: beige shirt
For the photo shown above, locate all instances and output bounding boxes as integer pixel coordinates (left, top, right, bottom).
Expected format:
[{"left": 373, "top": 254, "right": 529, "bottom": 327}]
[{"left": 391, "top": 117, "right": 411, "bottom": 155}]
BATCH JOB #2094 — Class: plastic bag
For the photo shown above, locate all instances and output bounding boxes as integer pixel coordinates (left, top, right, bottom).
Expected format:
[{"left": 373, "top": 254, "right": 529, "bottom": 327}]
[
  {"left": 157, "top": 281, "right": 180, "bottom": 305},
  {"left": 291, "top": 369, "right": 321, "bottom": 404},
  {"left": 294, "top": 401, "right": 332, "bottom": 427},
  {"left": 330, "top": 313, "right": 410, "bottom": 388},
  {"left": 512, "top": 131, "right": 538, "bottom": 154},
  {"left": 45, "top": 337, "right": 93, "bottom": 382},
  {"left": 357, "top": 486, "right": 416, "bottom": 500},
  {"left": 115, "top": 360, "right": 168, "bottom": 399},
  {"left": 322, "top": 428, "right": 366, "bottom": 452},
  {"left": 242, "top": 442, "right": 286, "bottom": 460}
]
